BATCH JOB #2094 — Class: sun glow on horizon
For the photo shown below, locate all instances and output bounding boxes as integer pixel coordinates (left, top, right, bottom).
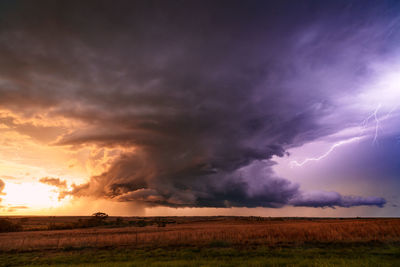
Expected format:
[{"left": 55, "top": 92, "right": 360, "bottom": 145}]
[{"left": 1, "top": 182, "right": 67, "bottom": 211}]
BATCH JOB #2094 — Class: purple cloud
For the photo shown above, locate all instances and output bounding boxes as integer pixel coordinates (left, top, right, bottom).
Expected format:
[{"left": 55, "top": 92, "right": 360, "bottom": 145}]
[{"left": 290, "top": 191, "right": 386, "bottom": 208}]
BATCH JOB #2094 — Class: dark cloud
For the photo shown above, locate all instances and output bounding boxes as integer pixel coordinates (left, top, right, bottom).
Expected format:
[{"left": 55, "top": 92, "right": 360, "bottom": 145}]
[
  {"left": 0, "top": 114, "right": 66, "bottom": 143},
  {"left": 113, "top": 160, "right": 300, "bottom": 208},
  {"left": 39, "top": 177, "right": 67, "bottom": 189},
  {"left": 290, "top": 191, "right": 386, "bottom": 208},
  {"left": 0, "top": 1, "right": 396, "bottom": 208}
]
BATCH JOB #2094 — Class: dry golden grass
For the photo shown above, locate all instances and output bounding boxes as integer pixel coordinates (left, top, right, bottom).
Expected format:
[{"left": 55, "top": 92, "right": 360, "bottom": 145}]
[{"left": 0, "top": 218, "right": 399, "bottom": 251}]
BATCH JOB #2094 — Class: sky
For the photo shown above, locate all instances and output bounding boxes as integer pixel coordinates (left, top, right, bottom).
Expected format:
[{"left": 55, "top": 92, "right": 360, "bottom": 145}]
[{"left": 0, "top": 0, "right": 399, "bottom": 217}]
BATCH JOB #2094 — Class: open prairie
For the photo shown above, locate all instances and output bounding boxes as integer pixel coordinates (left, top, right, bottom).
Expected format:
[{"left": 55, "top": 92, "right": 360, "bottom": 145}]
[{"left": 0, "top": 217, "right": 399, "bottom": 266}]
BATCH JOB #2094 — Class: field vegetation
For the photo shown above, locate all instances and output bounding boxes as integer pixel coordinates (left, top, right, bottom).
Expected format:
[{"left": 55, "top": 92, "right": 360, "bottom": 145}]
[{"left": 0, "top": 216, "right": 399, "bottom": 266}]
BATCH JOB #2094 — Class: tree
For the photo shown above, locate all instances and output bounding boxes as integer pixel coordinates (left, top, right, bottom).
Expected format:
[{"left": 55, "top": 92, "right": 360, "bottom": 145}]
[{"left": 92, "top": 212, "right": 108, "bottom": 220}]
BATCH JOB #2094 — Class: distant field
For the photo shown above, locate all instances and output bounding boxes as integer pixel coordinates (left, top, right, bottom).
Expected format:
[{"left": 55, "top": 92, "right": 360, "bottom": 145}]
[
  {"left": 0, "top": 217, "right": 399, "bottom": 266},
  {"left": 0, "top": 217, "right": 399, "bottom": 250}
]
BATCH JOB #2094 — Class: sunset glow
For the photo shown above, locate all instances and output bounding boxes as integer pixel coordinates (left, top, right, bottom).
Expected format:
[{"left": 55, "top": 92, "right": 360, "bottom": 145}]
[{"left": 2, "top": 182, "right": 63, "bottom": 210}]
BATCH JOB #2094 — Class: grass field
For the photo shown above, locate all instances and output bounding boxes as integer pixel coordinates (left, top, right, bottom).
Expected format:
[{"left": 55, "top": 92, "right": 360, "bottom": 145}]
[
  {"left": 1, "top": 245, "right": 400, "bottom": 267},
  {"left": 0, "top": 217, "right": 399, "bottom": 266}
]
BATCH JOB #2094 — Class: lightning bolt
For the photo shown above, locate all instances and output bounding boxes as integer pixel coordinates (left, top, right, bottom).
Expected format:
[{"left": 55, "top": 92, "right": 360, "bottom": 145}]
[
  {"left": 361, "top": 104, "right": 381, "bottom": 145},
  {"left": 360, "top": 104, "right": 398, "bottom": 145},
  {"left": 289, "top": 137, "right": 362, "bottom": 167},
  {"left": 290, "top": 104, "right": 397, "bottom": 168}
]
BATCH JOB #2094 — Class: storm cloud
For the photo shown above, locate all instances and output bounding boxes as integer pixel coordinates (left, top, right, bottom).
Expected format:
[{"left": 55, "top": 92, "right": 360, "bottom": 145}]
[
  {"left": 290, "top": 191, "right": 386, "bottom": 208},
  {"left": 39, "top": 177, "right": 67, "bottom": 189},
  {"left": 0, "top": 0, "right": 397, "bottom": 209}
]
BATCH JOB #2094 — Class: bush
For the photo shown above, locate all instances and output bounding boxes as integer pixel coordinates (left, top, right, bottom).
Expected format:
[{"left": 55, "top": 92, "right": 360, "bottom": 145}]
[
  {"left": 208, "top": 240, "right": 230, "bottom": 248},
  {"left": 115, "top": 217, "right": 123, "bottom": 225},
  {"left": 137, "top": 220, "right": 147, "bottom": 227},
  {"left": 48, "top": 217, "right": 106, "bottom": 230},
  {"left": 0, "top": 219, "right": 22, "bottom": 232},
  {"left": 157, "top": 221, "right": 166, "bottom": 227},
  {"left": 48, "top": 223, "right": 75, "bottom": 230},
  {"left": 19, "top": 217, "right": 29, "bottom": 223}
]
